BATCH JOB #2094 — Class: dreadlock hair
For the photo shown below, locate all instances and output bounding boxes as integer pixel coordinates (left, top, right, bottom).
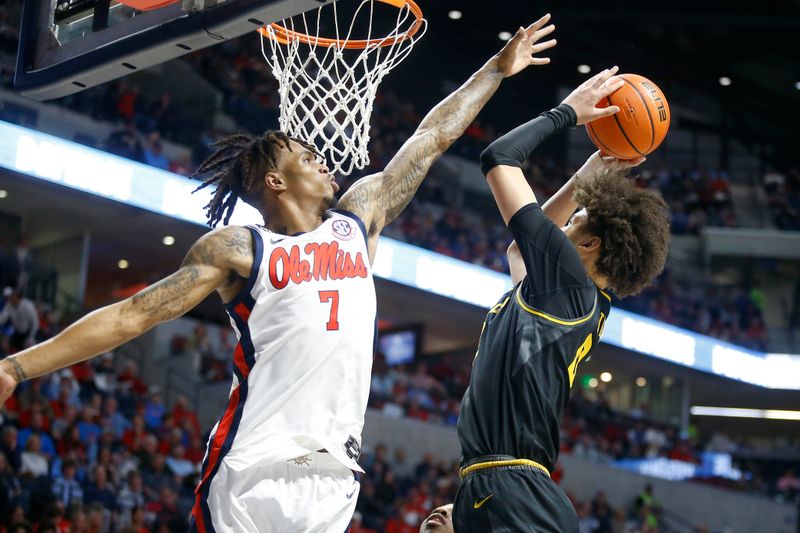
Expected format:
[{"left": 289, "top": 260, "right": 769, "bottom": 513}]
[
  {"left": 573, "top": 169, "right": 671, "bottom": 298},
  {"left": 191, "top": 130, "right": 319, "bottom": 228}
]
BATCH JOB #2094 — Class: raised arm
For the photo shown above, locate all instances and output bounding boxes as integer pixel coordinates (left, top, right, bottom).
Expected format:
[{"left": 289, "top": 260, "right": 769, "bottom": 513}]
[
  {"left": 478, "top": 67, "right": 624, "bottom": 283},
  {"left": 338, "top": 14, "right": 557, "bottom": 261},
  {"left": 0, "top": 226, "right": 253, "bottom": 403}
]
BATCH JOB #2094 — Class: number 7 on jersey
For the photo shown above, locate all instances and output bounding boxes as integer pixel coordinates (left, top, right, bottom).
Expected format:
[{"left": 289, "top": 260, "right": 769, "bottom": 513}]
[{"left": 318, "top": 290, "right": 340, "bottom": 331}]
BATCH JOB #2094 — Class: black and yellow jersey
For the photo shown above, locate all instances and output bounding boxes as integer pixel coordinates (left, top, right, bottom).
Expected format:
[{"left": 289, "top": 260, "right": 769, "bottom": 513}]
[{"left": 457, "top": 203, "right": 611, "bottom": 473}]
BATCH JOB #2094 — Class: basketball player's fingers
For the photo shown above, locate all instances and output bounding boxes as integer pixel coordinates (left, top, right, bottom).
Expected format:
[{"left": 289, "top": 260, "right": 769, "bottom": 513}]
[
  {"left": 530, "top": 57, "right": 551, "bottom": 65},
  {"left": 590, "top": 67, "right": 614, "bottom": 89},
  {"left": 531, "top": 24, "right": 556, "bottom": 42},
  {"left": 593, "top": 66, "right": 620, "bottom": 88},
  {"left": 597, "top": 79, "right": 625, "bottom": 98},
  {"left": 525, "top": 13, "right": 552, "bottom": 33},
  {"left": 531, "top": 39, "right": 557, "bottom": 54},
  {"left": 623, "top": 156, "right": 647, "bottom": 168},
  {"left": 582, "top": 69, "right": 609, "bottom": 91},
  {"left": 594, "top": 105, "right": 621, "bottom": 119}
]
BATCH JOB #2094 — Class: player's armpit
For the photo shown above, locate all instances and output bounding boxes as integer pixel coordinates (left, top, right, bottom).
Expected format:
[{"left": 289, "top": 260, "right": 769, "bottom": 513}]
[
  {"left": 337, "top": 173, "right": 384, "bottom": 237},
  {"left": 507, "top": 241, "right": 527, "bottom": 285}
]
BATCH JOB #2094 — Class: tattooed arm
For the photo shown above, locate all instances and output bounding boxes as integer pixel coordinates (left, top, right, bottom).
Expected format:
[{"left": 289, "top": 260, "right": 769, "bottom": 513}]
[
  {"left": 0, "top": 226, "right": 252, "bottom": 403},
  {"left": 338, "top": 14, "right": 556, "bottom": 262}
]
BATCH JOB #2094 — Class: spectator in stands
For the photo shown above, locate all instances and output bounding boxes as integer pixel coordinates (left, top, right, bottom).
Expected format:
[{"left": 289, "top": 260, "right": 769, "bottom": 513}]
[
  {"left": 633, "top": 484, "right": 661, "bottom": 530},
  {"left": 777, "top": 469, "right": 800, "bottom": 501},
  {"left": 19, "top": 434, "right": 49, "bottom": 478},
  {"left": 117, "top": 469, "right": 146, "bottom": 525},
  {"left": 591, "top": 491, "right": 613, "bottom": 533},
  {"left": 83, "top": 464, "right": 117, "bottom": 511},
  {"left": 105, "top": 122, "right": 144, "bottom": 162},
  {"left": 0, "top": 452, "right": 22, "bottom": 523},
  {"left": 10, "top": 237, "right": 33, "bottom": 293},
  {"left": 51, "top": 458, "right": 83, "bottom": 509},
  {"left": 17, "top": 411, "right": 55, "bottom": 460},
  {"left": 142, "top": 389, "right": 165, "bottom": 430},
  {"left": 143, "top": 133, "right": 170, "bottom": 171},
  {"left": 0, "top": 288, "right": 39, "bottom": 353},
  {"left": 127, "top": 506, "right": 151, "bottom": 533},
  {"left": 576, "top": 501, "right": 600, "bottom": 533}
]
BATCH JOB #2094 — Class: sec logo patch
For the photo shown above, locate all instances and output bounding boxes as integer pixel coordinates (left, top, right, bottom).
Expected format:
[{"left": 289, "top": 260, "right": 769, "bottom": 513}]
[{"left": 332, "top": 219, "right": 355, "bottom": 241}]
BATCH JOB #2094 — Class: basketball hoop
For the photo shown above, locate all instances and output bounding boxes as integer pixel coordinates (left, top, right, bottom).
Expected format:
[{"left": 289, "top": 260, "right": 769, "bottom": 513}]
[{"left": 258, "top": 0, "right": 426, "bottom": 176}]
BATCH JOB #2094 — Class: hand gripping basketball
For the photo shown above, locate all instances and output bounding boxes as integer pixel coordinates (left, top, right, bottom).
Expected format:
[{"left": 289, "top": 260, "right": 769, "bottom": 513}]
[
  {"left": 562, "top": 66, "right": 625, "bottom": 126},
  {"left": 576, "top": 151, "right": 646, "bottom": 180}
]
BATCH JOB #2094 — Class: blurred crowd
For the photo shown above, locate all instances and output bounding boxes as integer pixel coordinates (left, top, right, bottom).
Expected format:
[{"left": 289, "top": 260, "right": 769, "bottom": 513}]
[
  {"left": 366, "top": 353, "right": 800, "bottom": 506},
  {"left": 617, "top": 271, "right": 769, "bottom": 351},
  {"left": 352, "top": 443, "right": 676, "bottom": 533},
  {"left": 0, "top": 354, "right": 205, "bottom": 532}
]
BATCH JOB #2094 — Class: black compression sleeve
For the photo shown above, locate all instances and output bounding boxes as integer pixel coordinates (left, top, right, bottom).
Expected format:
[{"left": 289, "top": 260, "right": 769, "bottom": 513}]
[{"left": 479, "top": 103, "right": 577, "bottom": 176}]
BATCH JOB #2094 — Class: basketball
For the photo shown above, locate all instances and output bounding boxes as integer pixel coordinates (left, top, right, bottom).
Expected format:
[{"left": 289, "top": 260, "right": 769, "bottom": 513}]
[{"left": 586, "top": 73, "right": 670, "bottom": 159}]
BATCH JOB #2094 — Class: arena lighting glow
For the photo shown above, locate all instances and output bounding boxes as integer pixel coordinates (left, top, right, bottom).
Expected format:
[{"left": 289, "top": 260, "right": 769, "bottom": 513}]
[
  {"left": 619, "top": 316, "right": 696, "bottom": 366},
  {"left": 498, "top": 31, "right": 512, "bottom": 41},
  {"left": 795, "top": 81, "right": 800, "bottom": 90},
  {"left": 3, "top": 120, "right": 800, "bottom": 389},
  {"left": 690, "top": 406, "right": 800, "bottom": 421},
  {"left": 635, "top": 377, "right": 647, "bottom": 387},
  {"left": 577, "top": 64, "right": 591, "bottom": 74},
  {"left": 587, "top": 377, "right": 599, "bottom": 388},
  {"left": 0, "top": 189, "right": 6, "bottom": 198},
  {"left": 162, "top": 235, "right": 175, "bottom": 246},
  {"left": 719, "top": 76, "right": 732, "bottom": 86},
  {"left": 117, "top": 259, "right": 129, "bottom": 269},
  {"left": 599, "top": 372, "right": 612, "bottom": 382},
  {"left": 447, "top": 10, "right": 462, "bottom": 20}
]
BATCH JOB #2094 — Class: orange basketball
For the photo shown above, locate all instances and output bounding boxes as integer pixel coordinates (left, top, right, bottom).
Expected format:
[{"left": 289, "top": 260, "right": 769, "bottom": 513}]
[{"left": 585, "top": 73, "right": 670, "bottom": 159}]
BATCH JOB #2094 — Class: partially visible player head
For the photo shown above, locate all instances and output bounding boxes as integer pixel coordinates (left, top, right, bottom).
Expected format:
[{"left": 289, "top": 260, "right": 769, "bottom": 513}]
[
  {"left": 192, "top": 131, "right": 337, "bottom": 227},
  {"left": 419, "top": 504, "right": 454, "bottom": 533},
  {"left": 562, "top": 170, "right": 670, "bottom": 297}
]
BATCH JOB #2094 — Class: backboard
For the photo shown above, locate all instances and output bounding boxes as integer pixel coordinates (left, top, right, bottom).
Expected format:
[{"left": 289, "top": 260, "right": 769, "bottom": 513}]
[{"left": 15, "top": 0, "right": 332, "bottom": 100}]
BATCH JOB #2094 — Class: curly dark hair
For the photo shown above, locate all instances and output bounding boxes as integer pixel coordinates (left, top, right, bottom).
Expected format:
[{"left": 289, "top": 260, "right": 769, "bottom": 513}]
[
  {"left": 573, "top": 169, "right": 670, "bottom": 297},
  {"left": 191, "top": 130, "right": 318, "bottom": 227}
]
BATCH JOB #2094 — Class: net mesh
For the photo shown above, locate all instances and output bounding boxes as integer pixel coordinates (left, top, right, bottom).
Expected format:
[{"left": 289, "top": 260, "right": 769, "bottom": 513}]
[{"left": 260, "top": 0, "right": 426, "bottom": 176}]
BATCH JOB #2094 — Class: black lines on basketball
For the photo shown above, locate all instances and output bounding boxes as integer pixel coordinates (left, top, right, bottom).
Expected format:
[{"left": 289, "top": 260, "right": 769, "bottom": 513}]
[
  {"left": 587, "top": 121, "right": 624, "bottom": 159},
  {"left": 121, "top": 62, "right": 137, "bottom": 70},
  {"left": 609, "top": 96, "right": 645, "bottom": 157},
  {"left": 621, "top": 77, "right": 655, "bottom": 153}
]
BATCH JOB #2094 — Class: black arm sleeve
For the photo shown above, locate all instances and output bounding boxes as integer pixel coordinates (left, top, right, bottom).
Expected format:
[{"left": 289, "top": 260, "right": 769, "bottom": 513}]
[
  {"left": 508, "top": 204, "right": 596, "bottom": 320},
  {"left": 480, "top": 104, "right": 577, "bottom": 175}
]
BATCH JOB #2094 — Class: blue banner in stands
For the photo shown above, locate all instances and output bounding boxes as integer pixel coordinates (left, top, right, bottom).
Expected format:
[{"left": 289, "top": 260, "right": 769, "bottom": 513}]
[{"left": 1, "top": 120, "right": 798, "bottom": 389}]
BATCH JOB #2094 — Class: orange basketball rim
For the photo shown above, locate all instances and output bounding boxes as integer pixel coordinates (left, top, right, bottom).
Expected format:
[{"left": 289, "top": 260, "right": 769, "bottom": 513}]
[{"left": 257, "top": 0, "right": 424, "bottom": 48}]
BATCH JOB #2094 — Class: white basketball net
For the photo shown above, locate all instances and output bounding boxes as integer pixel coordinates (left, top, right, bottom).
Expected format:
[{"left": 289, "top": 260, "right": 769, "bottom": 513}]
[{"left": 260, "top": 1, "right": 427, "bottom": 176}]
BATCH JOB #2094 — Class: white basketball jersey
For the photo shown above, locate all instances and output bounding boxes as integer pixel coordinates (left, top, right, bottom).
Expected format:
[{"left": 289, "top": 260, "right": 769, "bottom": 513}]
[{"left": 198, "top": 210, "right": 376, "bottom": 482}]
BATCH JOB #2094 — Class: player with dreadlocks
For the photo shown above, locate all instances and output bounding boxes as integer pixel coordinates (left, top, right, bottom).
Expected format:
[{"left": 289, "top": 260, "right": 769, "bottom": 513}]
[{"left": 0, "top": 15, "right": 557, "bottom": 531}]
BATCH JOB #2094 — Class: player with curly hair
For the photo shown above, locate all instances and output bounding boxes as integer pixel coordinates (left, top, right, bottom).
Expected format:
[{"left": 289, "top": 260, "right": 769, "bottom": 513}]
[{"left": 453, "top": 67, "right": 671, "bottom": 532}]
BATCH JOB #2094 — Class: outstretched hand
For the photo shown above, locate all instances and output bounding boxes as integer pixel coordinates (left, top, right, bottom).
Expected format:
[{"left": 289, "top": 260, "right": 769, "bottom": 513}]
[
  {"left": 562, "top": 66, "right": 625, "bottom": 125},
  {"left": 496, "top": 14, "right": 557, "bottom": 78}
]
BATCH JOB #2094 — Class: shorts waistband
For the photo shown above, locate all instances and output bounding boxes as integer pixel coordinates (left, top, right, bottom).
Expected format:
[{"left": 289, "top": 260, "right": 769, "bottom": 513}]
[{"left": 459, "top": 455, "right": 550, "bottom": 479}]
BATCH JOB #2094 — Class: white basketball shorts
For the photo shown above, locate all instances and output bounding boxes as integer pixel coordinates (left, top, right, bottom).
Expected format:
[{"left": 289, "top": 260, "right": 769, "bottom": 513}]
[{"left": 191, "top": 451, "right": 360, "bottom": 532}]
